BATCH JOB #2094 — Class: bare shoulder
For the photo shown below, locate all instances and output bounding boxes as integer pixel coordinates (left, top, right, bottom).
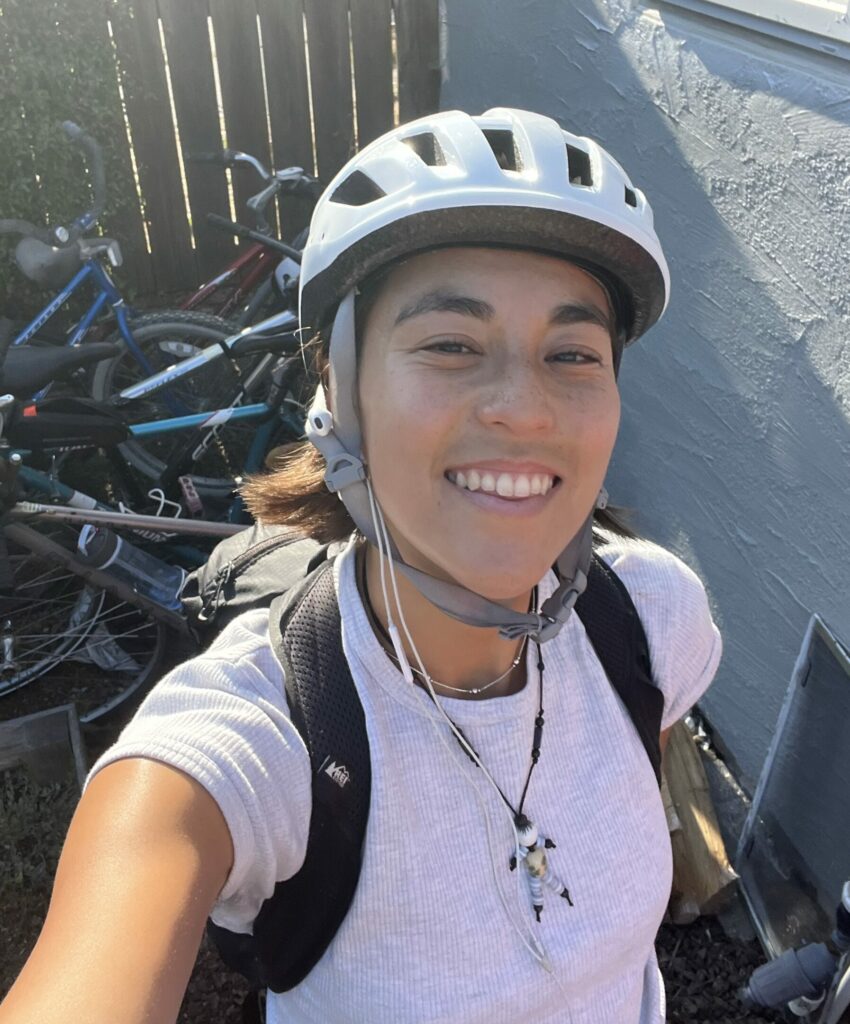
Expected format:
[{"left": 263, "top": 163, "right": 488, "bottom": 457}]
[{"left": 0, "top": 757, "right": 233, "bottom": 1024}]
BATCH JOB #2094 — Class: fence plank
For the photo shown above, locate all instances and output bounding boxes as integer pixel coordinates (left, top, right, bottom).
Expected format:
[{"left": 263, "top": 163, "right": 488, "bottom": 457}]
[
  {"left": 393, "top": 0, "right": 441, "bottom": 123},
  {"left": 110, "top": 0, "right": 196, "bottom": 294},
  {"left": 157, "top": 0, "right": 235, "bottom": 281},
  {"left": 303, "top": 0, "right": 355, "bottom": 183},
  {"left": 350, "top": 0, "right": 394, "bottom": 148},
  {"left": 256, "top": 0, "right": 315, "bottom": 240},
  {"left": 208, "top": 0, "right": 274, "bottom": 224}
]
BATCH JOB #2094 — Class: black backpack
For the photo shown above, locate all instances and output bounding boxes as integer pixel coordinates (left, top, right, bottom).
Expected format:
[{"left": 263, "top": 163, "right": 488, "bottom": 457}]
[{"left": 181, "top": 525, "right": 664, "bottom": 997}]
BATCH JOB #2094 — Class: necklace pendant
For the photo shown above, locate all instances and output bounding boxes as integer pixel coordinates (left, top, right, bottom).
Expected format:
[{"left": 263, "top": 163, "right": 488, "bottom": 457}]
[{"left": 511, "top": 817, "right": 573, "bottom": 920}]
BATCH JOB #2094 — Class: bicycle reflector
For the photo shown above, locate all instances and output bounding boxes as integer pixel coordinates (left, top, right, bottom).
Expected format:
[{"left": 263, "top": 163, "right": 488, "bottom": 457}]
[{"left": 6, "top": 397, "right": 130, "bottom": 451}]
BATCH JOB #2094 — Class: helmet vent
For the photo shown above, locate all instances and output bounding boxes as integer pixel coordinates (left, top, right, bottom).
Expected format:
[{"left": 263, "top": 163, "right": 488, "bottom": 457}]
[
  {"left": 402, "top": 132, "right": 446, "bottom": 166},
  {"left": 482, "top": 129, "right": 522, "bottom": 172},
  {"left": 330, "top": 170, "right": 387, "bottom": 207},
  {"left": 566, "top": 144, "right": 593, "bottom": 187},
  {"left": 624, "top": 186, "right": 637, "bottom": 208}
]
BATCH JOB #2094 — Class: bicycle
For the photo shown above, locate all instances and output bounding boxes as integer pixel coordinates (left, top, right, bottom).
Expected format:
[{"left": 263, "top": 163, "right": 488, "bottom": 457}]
[
  {"left": 0, "top": 122, "right": 268, "bottom": 496},
  {"left": 0, "top": 325, "right": 306, "bottom": 721},
  {"left": 180, "top": 148, "right": 319, "bottom": 327}
]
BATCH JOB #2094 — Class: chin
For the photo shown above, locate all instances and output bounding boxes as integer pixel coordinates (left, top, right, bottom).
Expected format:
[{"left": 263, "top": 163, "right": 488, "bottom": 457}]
[{"left": 434, "top": 552, "right": 555, "bottom": 604}]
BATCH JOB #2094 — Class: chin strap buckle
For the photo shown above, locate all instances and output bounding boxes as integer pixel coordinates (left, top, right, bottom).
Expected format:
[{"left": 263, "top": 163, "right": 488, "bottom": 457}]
[{"left": 534, "top": 568, "right": 588, "bottom": 643}]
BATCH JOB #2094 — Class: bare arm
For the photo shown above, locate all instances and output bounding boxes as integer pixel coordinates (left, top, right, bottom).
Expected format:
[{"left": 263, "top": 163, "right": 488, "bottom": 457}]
[
  {"left": 0, "top": 757, "right": 233, "bottom": 1024},
  {"left": 659, "top": 726, "right": 672, "bottom": 757}
]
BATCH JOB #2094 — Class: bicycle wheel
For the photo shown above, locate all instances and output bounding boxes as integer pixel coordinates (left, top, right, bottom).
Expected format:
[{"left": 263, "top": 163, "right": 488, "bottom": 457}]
[
  {"left": 90, "top": 310, "right": 265, "bottom": 500},
  {"left": 0, "top": 521, "right": 168, "bottom": 724}
]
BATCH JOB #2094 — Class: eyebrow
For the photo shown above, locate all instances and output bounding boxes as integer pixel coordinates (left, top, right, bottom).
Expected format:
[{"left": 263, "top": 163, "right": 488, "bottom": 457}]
[{"left": 393, "top": 288, "right": 613, "bottom": 334}]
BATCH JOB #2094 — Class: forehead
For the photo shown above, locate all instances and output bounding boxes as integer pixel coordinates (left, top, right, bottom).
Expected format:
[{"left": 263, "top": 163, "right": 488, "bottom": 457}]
[{"left": 367, "top": 246, "right": 610, "bottom": 320}]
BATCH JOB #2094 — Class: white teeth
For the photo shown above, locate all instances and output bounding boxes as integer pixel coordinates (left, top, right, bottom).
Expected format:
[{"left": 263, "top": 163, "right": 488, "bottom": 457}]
[
  {"left": 496, "top": 473, "right": 514, "bottom": 497},
  {"left": 450, "top": 470, "right": 555, "bottom": 499}
]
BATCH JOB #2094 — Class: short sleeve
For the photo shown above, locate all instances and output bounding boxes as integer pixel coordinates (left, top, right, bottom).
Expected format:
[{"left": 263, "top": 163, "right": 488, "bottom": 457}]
[
  {"left": 85, "top": 608, "right": 312, "bottom": 932},
  {"left": 598, "top": 536, "right": 722, "bottom": 731}
]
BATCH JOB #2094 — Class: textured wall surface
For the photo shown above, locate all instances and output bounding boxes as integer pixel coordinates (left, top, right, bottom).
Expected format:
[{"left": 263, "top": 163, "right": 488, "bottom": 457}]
[{"left": 442, "top": 0, "right": 850, "bottom": 791}]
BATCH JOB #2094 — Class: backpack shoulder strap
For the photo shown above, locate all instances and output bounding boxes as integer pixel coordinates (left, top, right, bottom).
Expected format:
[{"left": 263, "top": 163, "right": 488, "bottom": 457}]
[
  {"left": 208, "top": 558, "right": 371, "bottom": 994},
  {"left": 574, "top": 552, "right": 664, "bottom": 785}
]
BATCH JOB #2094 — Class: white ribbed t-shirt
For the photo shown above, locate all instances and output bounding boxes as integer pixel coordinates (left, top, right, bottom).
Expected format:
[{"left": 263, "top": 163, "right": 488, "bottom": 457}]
[{"left": 90, "top": 533, "right": 721, "bottom": 1024}]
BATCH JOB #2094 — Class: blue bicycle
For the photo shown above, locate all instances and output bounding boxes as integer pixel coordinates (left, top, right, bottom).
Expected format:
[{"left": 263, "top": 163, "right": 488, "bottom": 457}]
[{"left": 0, "top": 122, "right": 258, "bottom": 497}]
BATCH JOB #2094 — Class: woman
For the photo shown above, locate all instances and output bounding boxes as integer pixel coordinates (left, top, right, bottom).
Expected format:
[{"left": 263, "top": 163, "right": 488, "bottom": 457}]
[{"left": 0, "top": 108, "right": 721, "bottom": 1023}]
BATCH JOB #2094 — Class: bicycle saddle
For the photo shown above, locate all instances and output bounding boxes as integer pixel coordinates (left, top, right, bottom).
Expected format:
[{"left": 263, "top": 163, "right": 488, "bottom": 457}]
[
  {"left": 15, "top": 236, "right": 83, "bottom": 288},
  {"left": 0, "top": 342, "right": 122, "bottom": 397}
]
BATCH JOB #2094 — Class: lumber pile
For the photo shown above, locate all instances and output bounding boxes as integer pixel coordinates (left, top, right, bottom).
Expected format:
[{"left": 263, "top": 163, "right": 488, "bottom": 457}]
[{"left": 661, "top": 721, "right": 738, "bottom": 924}]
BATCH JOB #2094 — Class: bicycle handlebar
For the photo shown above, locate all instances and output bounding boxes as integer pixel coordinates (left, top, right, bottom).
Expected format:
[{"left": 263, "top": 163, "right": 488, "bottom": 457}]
[
  {"left": 61, "top": 121, "right": 106, "bottom": 241},
  {"left": 0, "top": 219, "right": 55, "bottom": 244},
  {"left": 205, "top": 213, "right": 302, "bottom": 262}
]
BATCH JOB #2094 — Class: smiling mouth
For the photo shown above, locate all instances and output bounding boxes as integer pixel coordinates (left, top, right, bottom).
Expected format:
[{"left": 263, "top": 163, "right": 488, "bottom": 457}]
[{"left": 445, "top": 469, "right": 559, "bottom": 499}]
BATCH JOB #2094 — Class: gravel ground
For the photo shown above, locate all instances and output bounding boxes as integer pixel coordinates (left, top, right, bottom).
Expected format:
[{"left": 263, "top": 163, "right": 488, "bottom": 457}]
[{"left": 1, "top": 757, "right": 787, "bottom": 1022}]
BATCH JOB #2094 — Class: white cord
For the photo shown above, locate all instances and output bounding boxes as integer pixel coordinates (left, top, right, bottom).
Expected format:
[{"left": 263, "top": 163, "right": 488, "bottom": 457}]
[{"left": 364, "top": 480, "right": 551, "bottom": 969}]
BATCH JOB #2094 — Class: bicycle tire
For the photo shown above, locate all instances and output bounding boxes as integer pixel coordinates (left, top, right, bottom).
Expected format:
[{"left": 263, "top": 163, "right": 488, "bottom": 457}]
[
  {"left": 0, "top": 521, "right": 168, "bottom": 724},
  {"left": 90, "top": 310, "right": 264, "bottom": 500}
]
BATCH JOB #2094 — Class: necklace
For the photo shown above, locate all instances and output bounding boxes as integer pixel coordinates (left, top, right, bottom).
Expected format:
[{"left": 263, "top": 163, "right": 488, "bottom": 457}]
[
  {"left": 390, "top": 633, "right": 528, "bottom": 695},
  {"left": 356, "top": 546, "right": 573, "bottom": 917}
]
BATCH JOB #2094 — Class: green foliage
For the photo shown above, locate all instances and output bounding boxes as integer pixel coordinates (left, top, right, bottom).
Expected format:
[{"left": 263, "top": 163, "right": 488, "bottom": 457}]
[{"left": 0, "top": 0, "right": 144, "bottom": 320}]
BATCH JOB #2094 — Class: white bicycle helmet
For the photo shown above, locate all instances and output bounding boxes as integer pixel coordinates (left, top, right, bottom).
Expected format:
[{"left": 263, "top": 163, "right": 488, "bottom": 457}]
[
  {"left": 302, "top": 108, "right": 671, "bottom": 644},
  {"left": 300, "top": 107, "right": 669, "bottom": 341}
]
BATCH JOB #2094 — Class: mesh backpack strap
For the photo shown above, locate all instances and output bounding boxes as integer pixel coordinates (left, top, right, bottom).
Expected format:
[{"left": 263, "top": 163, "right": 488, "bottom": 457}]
[
  {"left": 574, "top": 553, "right": 664, "bottom": 785},
  {"left": 250, "top": 558, "right": 371, "bottom": 993}
]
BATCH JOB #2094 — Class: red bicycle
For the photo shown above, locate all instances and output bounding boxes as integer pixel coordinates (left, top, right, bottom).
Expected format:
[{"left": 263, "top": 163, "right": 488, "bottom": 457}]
[{"left": 182, "top": 149, "right": 321, "bottom": 326}]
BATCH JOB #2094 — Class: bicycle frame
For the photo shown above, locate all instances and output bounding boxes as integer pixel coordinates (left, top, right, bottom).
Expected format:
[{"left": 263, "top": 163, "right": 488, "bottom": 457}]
[
  {"left": 118, "top": 308, "right": 299, "bottom": 401},
  {"left": 11, "top": 257, "right": 157, "bottom": 398},
  {"left": 182, "top": 241, "right": 277, "bottom": 320}
]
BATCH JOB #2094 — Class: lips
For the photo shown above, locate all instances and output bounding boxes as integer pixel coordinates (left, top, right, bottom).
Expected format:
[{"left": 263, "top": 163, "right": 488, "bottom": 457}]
[{"left": 446, "top": 468, "right": 557, "bottom": 499}]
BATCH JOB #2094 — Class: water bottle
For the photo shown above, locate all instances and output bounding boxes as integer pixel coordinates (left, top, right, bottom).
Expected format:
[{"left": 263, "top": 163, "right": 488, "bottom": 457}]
[{"left": 77, "top": 525, "right": 185, "bottom": 611}]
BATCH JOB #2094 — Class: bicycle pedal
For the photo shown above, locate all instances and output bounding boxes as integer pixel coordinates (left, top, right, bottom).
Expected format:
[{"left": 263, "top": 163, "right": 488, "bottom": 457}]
[{"left": 178, "top": 475, "right": 204, "bottom": 518}]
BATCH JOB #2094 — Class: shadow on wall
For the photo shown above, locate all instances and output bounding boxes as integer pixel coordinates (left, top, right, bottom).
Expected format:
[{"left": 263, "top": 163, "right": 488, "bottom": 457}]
[{"left": 441, "top": 0, "right": 850, "bottom": 791}]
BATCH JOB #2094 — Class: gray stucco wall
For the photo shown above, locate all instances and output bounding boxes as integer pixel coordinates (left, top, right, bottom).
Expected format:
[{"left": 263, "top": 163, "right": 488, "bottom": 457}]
[{"left": 442, "top": 0, "right": 850, "bottom": 792}]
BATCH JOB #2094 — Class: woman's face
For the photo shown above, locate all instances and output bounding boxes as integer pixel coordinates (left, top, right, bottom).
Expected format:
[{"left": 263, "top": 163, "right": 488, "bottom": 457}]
[{"left": 357, "top": 247, "right": 620, "bottom": 601}]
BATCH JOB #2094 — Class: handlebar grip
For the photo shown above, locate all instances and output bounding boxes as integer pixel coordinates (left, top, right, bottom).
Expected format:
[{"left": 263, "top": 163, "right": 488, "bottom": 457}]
[
  {"left": 61, "top": 120, "right": 83, "bottom": 141},
  {"left": 0, "top": 219, "right": 54, "bottom": 244},
  {"left": 186, "top": 148, "right": 241, "bottom": 166},
  {"left": 205, "top": 213, "right": 302, "bottom": 262}
]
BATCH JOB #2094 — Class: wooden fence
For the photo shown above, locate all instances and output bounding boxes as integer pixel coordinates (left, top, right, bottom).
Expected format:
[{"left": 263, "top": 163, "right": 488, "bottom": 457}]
[{"left": 3, "top": 0, "right": 441, "bottom": 300}]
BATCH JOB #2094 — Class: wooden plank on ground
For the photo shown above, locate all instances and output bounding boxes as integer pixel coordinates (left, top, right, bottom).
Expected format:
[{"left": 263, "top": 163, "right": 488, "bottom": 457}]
[
  {"left": 157, "top": 0, "right": 235, "bottom": 280},
  {"left": 393, "top": 0, "right": 441, "bottom": 123},
  {"left": 110, "top": 0, "right": 196, "bottom": 294},
  {"left": 256, "top": 0, "right": 315, "bottom": 240},
  {"left": 207, "top": 0, "right": 274, "bottom": 224},
  {"left": 303, "top": 0, "right": 355, "bottom": 183},
  {"left": 0, "top": 705, "right": 87, "bottom": 790},
  {"left": 350, "top": 0, "right": 394, "bottom": 147},
  {"left": 663, "top": 721, "right": 738, "bottom": 923}
]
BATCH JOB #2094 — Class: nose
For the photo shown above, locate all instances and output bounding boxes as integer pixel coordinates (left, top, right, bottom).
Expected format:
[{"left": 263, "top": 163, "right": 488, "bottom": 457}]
[{"left": 474, "top": 357, "right": 556, "bottom": 434}]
